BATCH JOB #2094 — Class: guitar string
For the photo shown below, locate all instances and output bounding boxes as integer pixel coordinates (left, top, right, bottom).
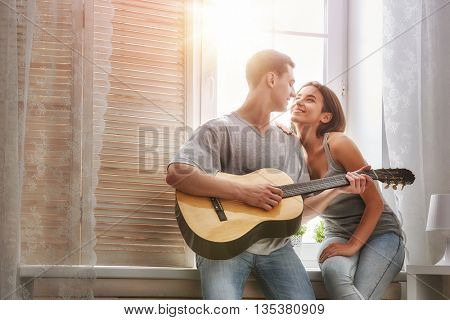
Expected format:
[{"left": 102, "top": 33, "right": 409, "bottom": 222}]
[{"left": 281, "top": 175, "right": 349, "bottom": 198}]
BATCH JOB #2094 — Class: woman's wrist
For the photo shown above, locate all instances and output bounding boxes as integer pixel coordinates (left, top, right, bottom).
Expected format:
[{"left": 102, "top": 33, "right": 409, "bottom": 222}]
[
  {"left": 347, "top": 238, "right": 363, "bottom": 251},
  {"left": 333, "top": 187, "right": 345, "bottom": 196}
]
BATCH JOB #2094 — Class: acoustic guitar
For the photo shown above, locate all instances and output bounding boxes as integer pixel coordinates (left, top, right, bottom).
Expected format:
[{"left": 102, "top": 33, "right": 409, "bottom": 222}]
[{"left": 175, "top": 168, "right": 415, "bottom": 260}]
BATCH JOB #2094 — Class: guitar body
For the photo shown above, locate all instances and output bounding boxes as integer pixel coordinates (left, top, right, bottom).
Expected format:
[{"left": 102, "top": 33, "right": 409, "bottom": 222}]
[
  {"left": 175, "top": 166, "right": 415, "bottom": 260},
  {"left": 176, "top": 168, "right": 304, "bottom": 260}
]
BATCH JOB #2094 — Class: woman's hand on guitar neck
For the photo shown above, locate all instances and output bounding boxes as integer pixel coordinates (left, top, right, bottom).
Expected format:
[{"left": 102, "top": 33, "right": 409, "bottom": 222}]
[
  {"left": 235, "top": 183, "right": 283, "bottom": 211},
  {"left": 338, "top": 165, "right": 373, "bottom": 195}
]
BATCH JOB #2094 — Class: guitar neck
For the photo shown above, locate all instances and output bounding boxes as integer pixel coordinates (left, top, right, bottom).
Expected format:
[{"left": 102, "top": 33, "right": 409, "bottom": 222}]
[{"left": 279, "top": 174, "right": 357, "bottom": 198}]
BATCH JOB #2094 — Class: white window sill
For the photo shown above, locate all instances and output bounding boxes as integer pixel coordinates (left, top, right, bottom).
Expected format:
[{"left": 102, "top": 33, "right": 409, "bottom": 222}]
[
  {"left": 19, "top": 264, "right": 406, "bottom": 299},
  {"left": 19, "top": 264, "right": 407, "bottom": 282}
]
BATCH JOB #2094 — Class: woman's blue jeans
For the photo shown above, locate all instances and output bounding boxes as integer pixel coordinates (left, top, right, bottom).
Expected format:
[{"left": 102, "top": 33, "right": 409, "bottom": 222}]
[
  {"left": 318, "top": 232, "right": 405, "bottom": 299},
  {"left": 196, "top": 244, "right": 315, "bottom": 300}
]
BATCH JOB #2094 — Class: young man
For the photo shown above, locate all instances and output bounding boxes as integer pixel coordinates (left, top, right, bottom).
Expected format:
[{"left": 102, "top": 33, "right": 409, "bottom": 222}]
[{"left": 166, "top": 50, "right": 368, "bottom": 299}]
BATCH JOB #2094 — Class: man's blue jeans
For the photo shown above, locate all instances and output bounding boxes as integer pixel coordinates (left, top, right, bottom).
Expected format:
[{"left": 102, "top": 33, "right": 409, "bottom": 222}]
[
  {"left": 319, "top": 232, "right": 405, "bottom": 299},
  {"left": 196, "top": 244, "right": 315, "bottom": 299}
]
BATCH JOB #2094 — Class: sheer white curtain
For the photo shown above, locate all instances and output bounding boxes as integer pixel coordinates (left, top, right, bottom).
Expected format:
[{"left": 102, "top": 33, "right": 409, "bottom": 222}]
[
  {"left": 0, "top": 0, "right": 33, "bottom": 300},
  {"left": 1, "top": 0, "right": 188, "bottom": 299},
  {"left": 0, "top": 0, "right": 20, "bottom": 300},
  {"left": 383, "top": 0, "right": 450, "bottom": 265},
  {"left": 0, "top": 0, "right": 97, "bottom": 299}
]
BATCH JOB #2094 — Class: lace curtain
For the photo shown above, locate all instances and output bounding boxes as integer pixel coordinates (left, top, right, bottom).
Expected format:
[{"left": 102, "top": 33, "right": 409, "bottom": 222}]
[
  {"left": 0, "top": 0, "right": 27, "bottom": 300},
  {"left": 383, "top": 0, "right": 450, "bottom": 265},
  {"left": 1, "top": 0, "right": 188, "bottom": 299},
  {"left": 1, "top": 0, "right": 98, "bottom": 299}
]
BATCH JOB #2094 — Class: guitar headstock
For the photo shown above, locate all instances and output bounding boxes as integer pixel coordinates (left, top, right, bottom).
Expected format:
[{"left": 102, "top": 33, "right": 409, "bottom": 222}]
[{"left": 360, "top": 168, "right": 415, "bottom": 190}]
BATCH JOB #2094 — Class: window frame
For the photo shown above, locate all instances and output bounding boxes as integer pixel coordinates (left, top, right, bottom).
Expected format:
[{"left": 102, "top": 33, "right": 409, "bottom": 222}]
[
  {"left": 196, "top": 0, "right": 349, "bottom": 122},
  {"left": 187, "top": 0, "right": 349, "bottom": 267}
]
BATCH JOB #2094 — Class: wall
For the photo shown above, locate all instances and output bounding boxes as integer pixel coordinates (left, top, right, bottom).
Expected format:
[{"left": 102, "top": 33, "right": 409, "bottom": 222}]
[{"left": 346, "top": 0, "right": 383, "bottom": 169}]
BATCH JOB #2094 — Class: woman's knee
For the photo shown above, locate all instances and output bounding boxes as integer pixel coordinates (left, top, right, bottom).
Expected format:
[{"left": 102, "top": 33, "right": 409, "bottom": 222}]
[{"left": 321, "top": 257, "right": 354, "bottom": 285}]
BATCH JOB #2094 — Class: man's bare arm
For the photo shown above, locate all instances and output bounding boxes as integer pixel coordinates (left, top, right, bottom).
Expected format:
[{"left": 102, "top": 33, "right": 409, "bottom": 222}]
[
  {"left": 166, "top": 163, "right": 239, "bottom": 199},
  {"left": 166, "top": 163, "right": 283, "bottom": 211}
]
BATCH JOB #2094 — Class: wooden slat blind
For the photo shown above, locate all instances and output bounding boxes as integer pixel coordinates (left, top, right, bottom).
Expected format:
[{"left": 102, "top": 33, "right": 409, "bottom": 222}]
[{"left": 92, "top": 0, "right": 188, "bottom": 266}]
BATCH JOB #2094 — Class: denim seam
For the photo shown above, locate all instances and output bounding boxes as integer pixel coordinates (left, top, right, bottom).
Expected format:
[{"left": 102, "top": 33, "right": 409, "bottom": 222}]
[
  {"left": 238, "top": 268, "right": 252, "bottom": 298},
  {"left": 252, "top": 253, "right": 282, "bottom": 299},
  {"left": 366, "top": 235, "right": 401, "bottom": 299},
  {"left": 237, "top": 254, "right": 254, "bottom": 298},
  {"left": 348, "top": 261, "right": 365, "bottom": 299},
  {"left": 251, "top": 269, "right": 278, "bottom": 299}
]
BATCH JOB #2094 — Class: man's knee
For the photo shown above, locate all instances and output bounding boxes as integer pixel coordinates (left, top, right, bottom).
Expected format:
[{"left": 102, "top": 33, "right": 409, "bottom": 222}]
[{"left": 201, "top": 282, "right": 243, "bottom": 300}]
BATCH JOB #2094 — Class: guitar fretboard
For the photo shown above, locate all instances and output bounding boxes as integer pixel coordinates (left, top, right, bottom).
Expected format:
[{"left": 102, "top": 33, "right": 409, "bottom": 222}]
[{"left": 279, "top": 174, "right": 350, "bottom": 198}]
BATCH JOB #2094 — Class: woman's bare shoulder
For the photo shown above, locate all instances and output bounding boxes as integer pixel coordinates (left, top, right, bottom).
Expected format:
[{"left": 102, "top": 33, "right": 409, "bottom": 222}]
[
  {"left": 327, "top": 132, "right": 365, "bottom": 167},
  {"left": 327, "top": 132, "right": 353, "bottom": 147}
]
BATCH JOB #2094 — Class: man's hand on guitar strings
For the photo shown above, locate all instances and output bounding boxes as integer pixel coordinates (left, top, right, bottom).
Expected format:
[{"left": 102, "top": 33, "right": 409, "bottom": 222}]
[{"left": 236, "top": 183, "right": 283, "bottom": 211}]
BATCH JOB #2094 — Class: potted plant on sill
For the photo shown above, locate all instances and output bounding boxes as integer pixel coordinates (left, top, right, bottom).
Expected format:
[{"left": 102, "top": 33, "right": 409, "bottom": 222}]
[
  {"left": 313, "top": 220, "right": 325, "bottom": 244},
  {"left": 291, "top": 224, "right": 307, "bottom": 247}
]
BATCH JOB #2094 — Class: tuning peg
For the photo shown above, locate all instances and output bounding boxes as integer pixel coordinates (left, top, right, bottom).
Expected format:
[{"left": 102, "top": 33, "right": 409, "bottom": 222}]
[
  {"left": 392, "top": 184, "right": 397, "bottom": 190},
  {"left": 384, "top": 183, "right": 390, "bottom": 189}
]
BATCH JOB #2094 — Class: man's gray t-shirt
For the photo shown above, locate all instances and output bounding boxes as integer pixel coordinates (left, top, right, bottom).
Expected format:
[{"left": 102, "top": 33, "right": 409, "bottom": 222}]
[{"left": 169, "top": 112, "right": 309, "bottom": 255}]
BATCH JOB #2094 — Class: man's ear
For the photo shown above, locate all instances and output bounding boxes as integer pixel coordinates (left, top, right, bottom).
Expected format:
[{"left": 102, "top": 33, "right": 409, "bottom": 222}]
[
  {"left": 266, "top": 72, "right": 276, "bottom": 88},
  {"left": 320, "top": 112, "right": 332, "bottom": 124}
]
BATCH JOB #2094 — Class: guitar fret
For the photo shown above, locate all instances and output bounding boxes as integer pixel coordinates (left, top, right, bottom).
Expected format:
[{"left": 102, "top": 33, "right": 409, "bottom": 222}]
[{"left": 280, "top": 174, "right": 349, "bottom": 198}]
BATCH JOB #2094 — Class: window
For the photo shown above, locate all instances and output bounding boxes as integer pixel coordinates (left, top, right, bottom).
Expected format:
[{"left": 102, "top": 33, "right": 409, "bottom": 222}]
[
  {"left": 19, "top": 0, "right": 347, "bottom": 270},
  {"left": 200, "top": 0, "right": 348, "bottom": 121},
  {"left": 20, "top": 0, "right": 83, "bottom": 266},
  {"left": 198, "top": 0, "right": 348, "bottom": 267},
  {"left": 90, "top": 0, "right": 189, "bottom": 267},
  {"left": 20, "top": 0, "right": 193, "bottom": 268}
]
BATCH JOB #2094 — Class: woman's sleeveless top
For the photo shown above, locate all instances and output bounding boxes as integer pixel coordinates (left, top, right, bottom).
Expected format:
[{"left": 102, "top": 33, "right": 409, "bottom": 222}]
[{"left": 319, "top": 132, "right": 402, "bottom": 240}]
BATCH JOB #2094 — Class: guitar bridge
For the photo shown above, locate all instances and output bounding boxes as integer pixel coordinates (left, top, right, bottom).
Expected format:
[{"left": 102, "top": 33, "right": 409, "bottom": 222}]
[{"left": 210, "top": 197, "right": 227, "bottom": 221}]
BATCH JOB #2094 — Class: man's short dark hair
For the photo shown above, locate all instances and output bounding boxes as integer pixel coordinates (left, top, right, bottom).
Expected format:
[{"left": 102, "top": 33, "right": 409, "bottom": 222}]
[{"left": 246, "top": 49, "right": 295, "bottom": 89}]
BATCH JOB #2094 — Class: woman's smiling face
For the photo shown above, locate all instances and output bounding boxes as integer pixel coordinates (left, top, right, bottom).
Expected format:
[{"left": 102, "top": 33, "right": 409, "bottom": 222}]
[{"left": 290, "top": 85, "right": 325, "bottom": 125}]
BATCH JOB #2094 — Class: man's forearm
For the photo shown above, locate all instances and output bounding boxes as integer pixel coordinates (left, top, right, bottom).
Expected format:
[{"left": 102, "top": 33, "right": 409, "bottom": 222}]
[
  {"left": 167, "top": 164, "right": 288, "bottom": 211},
  {"left": 166, "top": 164, "right": 239, "bottom": 200}
]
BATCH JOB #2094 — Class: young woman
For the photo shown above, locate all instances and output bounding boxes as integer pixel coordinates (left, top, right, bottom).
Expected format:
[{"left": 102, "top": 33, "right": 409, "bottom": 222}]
[{"left": 290, "top": 81, "right": 405, "bottom": 300}]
